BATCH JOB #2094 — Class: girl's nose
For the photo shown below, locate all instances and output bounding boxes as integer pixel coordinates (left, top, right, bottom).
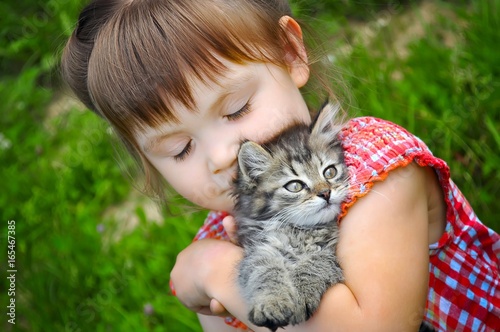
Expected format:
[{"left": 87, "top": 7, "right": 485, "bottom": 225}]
[{"left": 208, "top": 141, "right": 239, "bottom": 175}]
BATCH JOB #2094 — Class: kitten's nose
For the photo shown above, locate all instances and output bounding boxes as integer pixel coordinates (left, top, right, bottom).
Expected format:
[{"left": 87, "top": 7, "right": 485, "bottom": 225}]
[{"left": 317, "top": 189, "right": 331, "bottom": 201}]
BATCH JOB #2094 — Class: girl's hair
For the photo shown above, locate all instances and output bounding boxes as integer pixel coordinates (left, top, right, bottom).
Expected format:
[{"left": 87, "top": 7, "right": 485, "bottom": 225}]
[{"left": 61, "top": 0, "right": 334, "bottom": 205}]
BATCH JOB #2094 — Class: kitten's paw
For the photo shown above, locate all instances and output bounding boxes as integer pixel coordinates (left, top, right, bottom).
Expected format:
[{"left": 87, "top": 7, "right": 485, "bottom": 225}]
[
  {"left": 248, "top": 305, "right": 291, "bottom": 331},
  {"left": 248, "top": 293, "right": 305, "bottom": 330}
]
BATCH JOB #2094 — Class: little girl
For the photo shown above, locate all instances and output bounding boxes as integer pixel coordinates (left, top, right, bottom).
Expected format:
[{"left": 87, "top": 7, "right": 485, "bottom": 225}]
[{"left": 61, "top": 0, "right": 499, "bottom": 331}]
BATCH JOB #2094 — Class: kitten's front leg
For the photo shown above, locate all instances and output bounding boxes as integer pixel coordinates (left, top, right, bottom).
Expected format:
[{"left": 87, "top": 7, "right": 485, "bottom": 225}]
[
  {"left": 293, "top": 249, "right": 344, "bottom": 322},
  {"left": 239, "top": 246, "right": 300, "bottom": 331}
]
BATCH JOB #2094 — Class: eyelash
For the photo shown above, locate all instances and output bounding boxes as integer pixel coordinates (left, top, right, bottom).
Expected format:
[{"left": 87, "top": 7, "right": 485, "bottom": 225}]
[
  {"left": 173, "top": 140, "right": 192, "bottom": 162},
  {"left": 173, "top": 102, "right": 251, "bottom": 162},
  {"left": 225, "top": 102, "right": 251, "bottom": 121}
]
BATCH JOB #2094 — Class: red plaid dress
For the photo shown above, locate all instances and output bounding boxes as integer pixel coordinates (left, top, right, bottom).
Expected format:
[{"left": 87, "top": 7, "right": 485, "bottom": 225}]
[{"left": 180, "top": 117, "right": 500, "bottom": 331}]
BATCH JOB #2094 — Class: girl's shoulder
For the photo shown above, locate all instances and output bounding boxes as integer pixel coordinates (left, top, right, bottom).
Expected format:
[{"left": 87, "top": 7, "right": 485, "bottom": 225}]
[
  {"left": 340, "top": 116, "right": 431, "bottom": 159},
  {"left": 338, "top": 116, "right": 450, "bottom": 218}
]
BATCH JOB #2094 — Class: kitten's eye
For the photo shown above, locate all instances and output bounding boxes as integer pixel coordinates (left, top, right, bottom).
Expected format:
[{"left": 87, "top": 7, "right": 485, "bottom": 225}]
[
  {"left": 284, "top": 181, "right": 304, "bottom": 193},
  {"left": 323, "top": 165, "right": 337, "bottom": 179}
]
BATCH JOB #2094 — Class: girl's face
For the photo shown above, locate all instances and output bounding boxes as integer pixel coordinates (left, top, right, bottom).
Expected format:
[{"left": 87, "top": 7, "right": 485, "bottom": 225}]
[{"left": 136, "top": 60, "right": 310, "bottom": 212}]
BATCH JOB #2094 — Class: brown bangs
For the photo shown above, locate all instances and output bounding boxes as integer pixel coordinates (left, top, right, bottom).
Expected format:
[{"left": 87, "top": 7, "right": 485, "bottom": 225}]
[{"left": 87, "top": 0, "right": 291, "bottom": 138}]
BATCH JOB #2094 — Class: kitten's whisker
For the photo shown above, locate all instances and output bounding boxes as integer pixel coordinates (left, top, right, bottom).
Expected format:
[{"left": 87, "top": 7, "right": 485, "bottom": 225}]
[
  {"left": 270, "top": 206, "right": 302, "bottom": 230},
  {"left": 366, "top": 189, "right": 391, "bottom": 202},
  {"left": 277, "top": 204, "right": 323, "bottom": 229}
]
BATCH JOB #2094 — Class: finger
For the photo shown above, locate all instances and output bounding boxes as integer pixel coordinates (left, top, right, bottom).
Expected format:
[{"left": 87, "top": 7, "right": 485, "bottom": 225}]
[
  {"left": 222, "top": 215, "right": 238, "bottom": 244},
  {"left": 209, "top": 299, "right": 231, "bottom": 316},
  {"left": 195, "top": 306, "right": 214, "bottom": 316}
]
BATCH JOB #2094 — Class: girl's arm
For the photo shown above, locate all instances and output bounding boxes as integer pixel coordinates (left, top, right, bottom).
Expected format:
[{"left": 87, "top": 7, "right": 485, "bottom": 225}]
[
  {"left": 284, "top": 163, "right": 431, "bottom": 331},
  {"left": 198, "top": 314, "right": 247, "bottom": 332},
  {"left": 172, "top": 163, "right": 431, "bottom": 331}
]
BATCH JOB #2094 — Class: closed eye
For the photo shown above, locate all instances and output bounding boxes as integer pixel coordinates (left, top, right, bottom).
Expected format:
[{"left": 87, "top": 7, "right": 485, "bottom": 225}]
[
  {"left": 225, "top": 102, "right": 251, "bottom": 121},
  {"left": 173, "top": 140, "right": 192, "bottom": 162}
]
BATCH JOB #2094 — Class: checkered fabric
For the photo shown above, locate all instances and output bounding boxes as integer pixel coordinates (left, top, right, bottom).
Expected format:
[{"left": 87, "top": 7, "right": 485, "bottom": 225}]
[
  {"left": 193, "top": 211, "right": 230, "bottom": 241},
  {"left": 340, "top": 117, "right": 500, "bottom": 331},
  {"left": 177, "top": 117, "right": 500, "bottom": 331}
]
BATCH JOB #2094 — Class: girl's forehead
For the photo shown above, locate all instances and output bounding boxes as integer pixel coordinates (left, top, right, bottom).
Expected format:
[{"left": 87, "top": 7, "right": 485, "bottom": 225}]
[
  {"left": 191, "top": 55, "right": 255, "bottom": 85},
  {"left": 191, "top": 62, "right": 256, "bottom": 99},
  {"left": 83, "top": 0, "right": 292, "bottom": 143},
  {"left": 169, "top": 58, "right": 259, "bottom": 117},
  {"left": 135, "top": 61, "right": 258, "bottom": 140}
]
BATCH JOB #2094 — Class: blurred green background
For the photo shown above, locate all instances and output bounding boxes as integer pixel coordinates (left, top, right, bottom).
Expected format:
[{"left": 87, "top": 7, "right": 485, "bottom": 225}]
[{"left": 1, "top": 0, "right": 498, "bottom": 331}]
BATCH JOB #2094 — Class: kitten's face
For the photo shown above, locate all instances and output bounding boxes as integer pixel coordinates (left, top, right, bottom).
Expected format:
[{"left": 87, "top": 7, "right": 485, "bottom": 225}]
[{"left": 235, "top": 103, "right": 348, "bottom": 227}]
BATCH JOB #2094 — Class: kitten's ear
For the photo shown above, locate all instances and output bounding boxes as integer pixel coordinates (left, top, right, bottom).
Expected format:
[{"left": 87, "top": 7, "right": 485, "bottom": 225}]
[
  {"left": 310, "top": 102, "right": 344, "bottom": 140},
  {"left": 238, "top": 141, "right": 272, "bottom": 180}
]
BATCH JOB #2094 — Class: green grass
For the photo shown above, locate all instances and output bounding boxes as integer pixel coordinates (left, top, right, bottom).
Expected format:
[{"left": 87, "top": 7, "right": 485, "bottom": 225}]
[
  {"left": 331, "top": 0, "right": 500, "bottom": 223},
  {"left": 1, "top": 0, "right": 498, "bottom": 331}
]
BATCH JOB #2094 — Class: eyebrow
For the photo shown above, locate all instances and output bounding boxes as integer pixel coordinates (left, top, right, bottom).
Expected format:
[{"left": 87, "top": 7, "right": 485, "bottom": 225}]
[
  {"left": 143, "top": 71, "right": 255, "bottom": 153},
  {"left": 143, "top": 133, "right": 172, "bottom": 153},
  {"left": 210, "top": 71, "right": 255, "bottom": 111}
]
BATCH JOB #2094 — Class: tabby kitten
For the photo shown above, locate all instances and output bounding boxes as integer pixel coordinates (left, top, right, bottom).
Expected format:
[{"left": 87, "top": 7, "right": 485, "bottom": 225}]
[{"left": 233, "top": 102, "right": 348, "bottom": 331}]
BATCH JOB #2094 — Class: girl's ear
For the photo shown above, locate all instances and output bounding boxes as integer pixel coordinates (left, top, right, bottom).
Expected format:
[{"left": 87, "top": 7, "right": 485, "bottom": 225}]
[{"left": 279, "top": 16, "right": 310, "bottom": 88}]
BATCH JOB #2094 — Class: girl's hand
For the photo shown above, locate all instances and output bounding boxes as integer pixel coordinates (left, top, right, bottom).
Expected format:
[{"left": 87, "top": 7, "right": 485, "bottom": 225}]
[
  {"left": 200, "top": 215, "right": 239, "bottom": 316},
  {"left": 170, "top": 238, "right": 243, "bottom": 316},
  {"left": 222, "top": 215, "right": 238, "bottom": 244},
  {"left": 208, "top": 298, "right": 231, "bottom": 316}
]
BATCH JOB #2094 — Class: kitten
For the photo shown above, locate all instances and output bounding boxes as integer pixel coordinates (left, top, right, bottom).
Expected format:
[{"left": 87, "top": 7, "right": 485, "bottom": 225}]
[{"left": 233, "top": 102, "right": 348, "bottom": 331}]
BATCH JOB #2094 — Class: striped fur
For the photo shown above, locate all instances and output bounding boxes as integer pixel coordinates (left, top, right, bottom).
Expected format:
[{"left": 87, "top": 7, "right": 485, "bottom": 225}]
[{"left": 233, "top": 102, "right": 348, "bottom": 330}]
